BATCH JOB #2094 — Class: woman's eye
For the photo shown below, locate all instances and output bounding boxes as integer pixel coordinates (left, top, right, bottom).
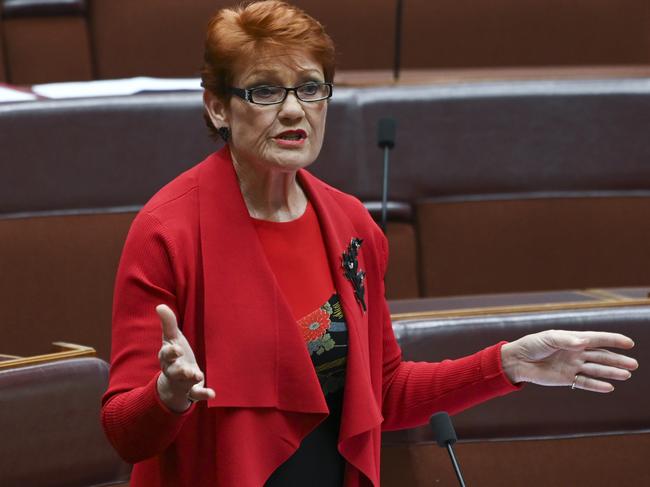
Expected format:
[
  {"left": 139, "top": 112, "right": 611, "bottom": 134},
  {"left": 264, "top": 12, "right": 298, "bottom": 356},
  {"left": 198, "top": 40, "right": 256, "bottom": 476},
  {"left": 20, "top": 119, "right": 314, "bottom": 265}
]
[
  {"left": 299, "top": 83, "right": 320, "bottom": 95},
  {"left": 253, "top": 87, "right": 279, "bottom": 99}
]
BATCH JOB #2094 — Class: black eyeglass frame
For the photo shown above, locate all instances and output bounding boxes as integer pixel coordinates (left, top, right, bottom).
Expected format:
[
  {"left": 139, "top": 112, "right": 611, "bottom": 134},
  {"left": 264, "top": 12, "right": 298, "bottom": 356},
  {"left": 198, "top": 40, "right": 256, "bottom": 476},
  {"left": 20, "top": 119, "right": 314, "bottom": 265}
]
[{"left": 229, "top": 82, "right": 333, "bottom": 105}]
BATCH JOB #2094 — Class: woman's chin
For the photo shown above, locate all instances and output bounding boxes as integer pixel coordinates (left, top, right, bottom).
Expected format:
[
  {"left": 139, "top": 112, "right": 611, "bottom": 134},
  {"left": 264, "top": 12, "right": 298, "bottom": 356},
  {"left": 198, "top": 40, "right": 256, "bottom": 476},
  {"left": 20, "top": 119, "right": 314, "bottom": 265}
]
[{"left": 265, "top": 147, "right": 318, "bottom": 171}]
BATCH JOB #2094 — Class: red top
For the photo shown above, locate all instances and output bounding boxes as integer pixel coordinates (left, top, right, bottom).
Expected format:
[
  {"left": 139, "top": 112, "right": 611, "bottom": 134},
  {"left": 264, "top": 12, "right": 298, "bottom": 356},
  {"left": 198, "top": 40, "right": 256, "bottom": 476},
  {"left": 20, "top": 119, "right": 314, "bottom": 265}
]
[
  {"left": 251, "top": 201, "right": 334, "bottom": 320},
  {"left": 253, "top": 201, "right": 349, "bottom": 485}
]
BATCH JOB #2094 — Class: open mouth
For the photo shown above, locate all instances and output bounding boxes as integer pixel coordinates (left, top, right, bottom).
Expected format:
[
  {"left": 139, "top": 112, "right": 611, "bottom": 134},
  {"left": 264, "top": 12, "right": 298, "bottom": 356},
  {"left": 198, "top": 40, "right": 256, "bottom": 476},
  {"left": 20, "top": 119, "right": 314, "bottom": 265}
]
[{"left": 275, "top": 129, "right": 307, "bottom": 141}]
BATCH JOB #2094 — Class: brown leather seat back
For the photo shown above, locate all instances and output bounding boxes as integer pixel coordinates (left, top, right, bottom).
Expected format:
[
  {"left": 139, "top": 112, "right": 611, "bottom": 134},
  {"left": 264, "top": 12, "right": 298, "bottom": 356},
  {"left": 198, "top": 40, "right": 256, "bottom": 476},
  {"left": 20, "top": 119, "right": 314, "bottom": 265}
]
[
  {"left": 417, "top": 195, "right": 650, "bottom": 296},
  {"left": 401, "top": 0, "right": 650, "bottom": 69},
  {"left": 291, "top": 0, "right": 395, "bottom": 70},
  {"left": 0, "top": 213, "right": 136, "bottom": 360},
  {"left": 1, "top": 0, "right": 93, "bottom": 84},
  {"left": 387, "top": 302, "right": 650, "bottom": 441},
  {"left": 381, "top": 299, "right": 650, "bottom": 486},
  {"left": 0, "top": 94, "right": 217, "bottom": 214},
  {"left": 0, "top": 357, "right": 130, "bottom": 486},
  {"left": 89, "top": 0, "right": 222, "bottom": 79}
]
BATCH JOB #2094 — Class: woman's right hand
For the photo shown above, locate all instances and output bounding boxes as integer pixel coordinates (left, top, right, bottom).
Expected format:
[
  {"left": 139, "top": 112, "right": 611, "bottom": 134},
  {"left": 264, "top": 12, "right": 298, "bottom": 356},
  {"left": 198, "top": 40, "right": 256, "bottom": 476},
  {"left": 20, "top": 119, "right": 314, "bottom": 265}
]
[{"left": 156, "top": 304, "right": 216, "bottom": 413}]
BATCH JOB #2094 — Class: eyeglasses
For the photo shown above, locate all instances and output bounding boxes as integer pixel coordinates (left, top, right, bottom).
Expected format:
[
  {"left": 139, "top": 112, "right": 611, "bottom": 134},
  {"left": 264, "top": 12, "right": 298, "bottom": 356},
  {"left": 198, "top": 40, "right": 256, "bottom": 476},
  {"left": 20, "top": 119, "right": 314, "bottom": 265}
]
[{"left": 229, "top": 82, "right": 333, "bottom": 105}]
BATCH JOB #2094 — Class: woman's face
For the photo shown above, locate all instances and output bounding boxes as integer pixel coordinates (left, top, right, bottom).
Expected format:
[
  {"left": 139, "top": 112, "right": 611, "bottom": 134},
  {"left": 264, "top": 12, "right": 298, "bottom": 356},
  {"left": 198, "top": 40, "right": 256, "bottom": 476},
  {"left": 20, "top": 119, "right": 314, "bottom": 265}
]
[{"left": 210, "top": 51, "right": 328, "bottom": 174}]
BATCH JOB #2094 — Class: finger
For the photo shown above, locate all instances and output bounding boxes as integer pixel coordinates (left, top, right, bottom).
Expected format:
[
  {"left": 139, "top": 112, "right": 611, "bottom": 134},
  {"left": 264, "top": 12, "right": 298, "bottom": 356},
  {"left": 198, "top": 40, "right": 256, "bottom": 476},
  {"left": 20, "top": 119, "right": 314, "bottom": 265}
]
[
  {"left": 579, "top": 332, "right": 635, "bottom": 350},
  {"left": 583, "top": 349, "right": 639, "bottom": 371},
  {"left": 167, "top": 365, "right": 203, "bottom": 383},
  {"left": 157, "top": 304, "right": 180, "bottom": 342},
  {"left": 574, "top": 374, "right": 615, "bottom": 393},
  {"left": 580, "top": 363, "right": 633, "bottom": 382},
  {"left": 547, "top": 331, "right": 635, "bottom": 351},
  {"left": 158, "top": 343, "right": 182, "bottom": 364},
  {"left": 188, "top": 384, "right": 216, "bottom": 402}
]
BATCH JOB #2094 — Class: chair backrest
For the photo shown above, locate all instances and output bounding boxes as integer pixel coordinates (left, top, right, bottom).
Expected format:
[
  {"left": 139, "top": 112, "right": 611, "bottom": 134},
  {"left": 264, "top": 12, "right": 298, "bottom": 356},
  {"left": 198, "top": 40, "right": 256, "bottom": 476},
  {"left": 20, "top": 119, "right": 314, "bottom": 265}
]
[
  {"left": 0, "top": 357, "right": 130, "bottom": 487},
  {"left": 0, "top": 0, "right": 93, "bottom": 84},
  {"left": 401, "top": 0, "right": 650, "bottom": 69},
  {"left": 88, "top": 0, "right": 222, "bottom": 79},
  {"left": 387, "top": 294, "right": 650, "bottom": 441},
  {"left": 381, "top": 293, "right": 650, "bottom": 487}
]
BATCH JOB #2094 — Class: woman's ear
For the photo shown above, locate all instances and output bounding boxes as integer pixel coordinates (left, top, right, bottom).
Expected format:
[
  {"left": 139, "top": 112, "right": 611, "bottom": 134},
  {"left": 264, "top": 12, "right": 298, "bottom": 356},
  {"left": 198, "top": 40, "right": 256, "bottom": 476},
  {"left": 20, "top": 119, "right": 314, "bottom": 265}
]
[{"left": 203, "top": 90, "right": 229, "bottom": 128}]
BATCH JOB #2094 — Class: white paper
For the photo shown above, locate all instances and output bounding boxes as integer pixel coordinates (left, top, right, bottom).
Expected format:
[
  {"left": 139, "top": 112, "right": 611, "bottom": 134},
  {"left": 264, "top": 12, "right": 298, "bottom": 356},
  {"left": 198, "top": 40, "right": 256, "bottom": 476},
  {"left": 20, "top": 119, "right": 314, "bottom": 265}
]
[
  {"left": 32, "top": 77, "right": 202, "bottom": 99},
  {"left": 0, "top": 85, "right": 37, "bottom": 102}
]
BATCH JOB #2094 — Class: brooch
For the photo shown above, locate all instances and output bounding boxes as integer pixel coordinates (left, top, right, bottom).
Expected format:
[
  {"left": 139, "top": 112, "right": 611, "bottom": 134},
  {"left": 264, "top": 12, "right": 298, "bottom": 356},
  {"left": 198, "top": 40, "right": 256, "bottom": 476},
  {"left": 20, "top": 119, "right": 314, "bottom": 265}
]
[{"left": 342, "top": 238, "right": 366, "bottom": 312}]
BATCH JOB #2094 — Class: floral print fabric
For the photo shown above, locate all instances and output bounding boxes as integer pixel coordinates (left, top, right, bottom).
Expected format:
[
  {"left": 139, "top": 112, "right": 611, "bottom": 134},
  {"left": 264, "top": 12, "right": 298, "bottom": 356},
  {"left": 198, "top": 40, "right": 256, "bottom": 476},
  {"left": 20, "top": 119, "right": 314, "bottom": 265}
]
[{"left": 298, "top": 293, "right": 348, "bottom": 396}]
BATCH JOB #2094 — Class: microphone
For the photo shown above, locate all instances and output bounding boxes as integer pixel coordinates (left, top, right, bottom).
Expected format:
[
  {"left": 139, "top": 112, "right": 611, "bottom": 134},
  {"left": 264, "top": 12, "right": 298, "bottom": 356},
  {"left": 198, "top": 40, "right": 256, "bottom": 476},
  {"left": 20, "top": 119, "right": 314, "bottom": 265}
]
[
  {"left": 377, "top": 118, "right": 396, "bottom": 234},
  {"left": 430, "top": 412, "right": 467, "bottom": 487}
]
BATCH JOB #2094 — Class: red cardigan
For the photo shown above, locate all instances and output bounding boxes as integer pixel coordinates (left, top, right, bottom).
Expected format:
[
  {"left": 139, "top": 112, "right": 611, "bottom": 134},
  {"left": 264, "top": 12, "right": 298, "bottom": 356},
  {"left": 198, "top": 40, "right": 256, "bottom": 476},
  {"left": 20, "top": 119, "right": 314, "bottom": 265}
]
[{"left": 101, "top": 147, "right": 519, "bottom": 486}]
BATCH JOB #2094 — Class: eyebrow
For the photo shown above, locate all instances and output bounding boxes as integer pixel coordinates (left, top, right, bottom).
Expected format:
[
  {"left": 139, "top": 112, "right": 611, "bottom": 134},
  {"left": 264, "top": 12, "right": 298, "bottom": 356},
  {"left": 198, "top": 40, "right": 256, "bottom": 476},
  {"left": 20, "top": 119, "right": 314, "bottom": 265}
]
[{"left": 243, "top": 69, "right": 324, "bottom": 86}]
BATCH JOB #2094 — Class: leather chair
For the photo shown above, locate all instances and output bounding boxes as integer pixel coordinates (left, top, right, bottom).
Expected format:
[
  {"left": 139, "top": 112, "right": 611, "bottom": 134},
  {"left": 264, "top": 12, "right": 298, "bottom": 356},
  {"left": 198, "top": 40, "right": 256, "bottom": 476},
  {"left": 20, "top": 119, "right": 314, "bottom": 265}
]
[
  {"left": 381, "top": 291, "right": 650, "bottom": 486},
  {"left": 1, "top": 0, "right": 93, "bottom": 84},
  {"left": 400, "top": 0, "right": 650, "bottom": 69},
  {"left": 89, "top": 0, "right": 223, "bottom": 79},
  {"left": 0, "top": 355, "right": 131, "bottom": 486}
]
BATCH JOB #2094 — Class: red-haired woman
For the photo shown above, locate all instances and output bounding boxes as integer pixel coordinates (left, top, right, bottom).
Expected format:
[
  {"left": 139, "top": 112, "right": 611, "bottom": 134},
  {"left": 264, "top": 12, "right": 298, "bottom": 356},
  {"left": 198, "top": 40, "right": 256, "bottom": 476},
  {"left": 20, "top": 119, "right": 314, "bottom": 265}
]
[{"left": 101, "top": 2, "right": 638, "bottom": 486}]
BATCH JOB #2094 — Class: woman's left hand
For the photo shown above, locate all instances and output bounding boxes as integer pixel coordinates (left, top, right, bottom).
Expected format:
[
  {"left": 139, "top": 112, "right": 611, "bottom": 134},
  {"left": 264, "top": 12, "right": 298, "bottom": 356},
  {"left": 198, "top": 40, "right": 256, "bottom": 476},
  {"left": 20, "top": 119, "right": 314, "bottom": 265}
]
[{"left": 500, "top": 330, "right": 639, "bottom": 392}]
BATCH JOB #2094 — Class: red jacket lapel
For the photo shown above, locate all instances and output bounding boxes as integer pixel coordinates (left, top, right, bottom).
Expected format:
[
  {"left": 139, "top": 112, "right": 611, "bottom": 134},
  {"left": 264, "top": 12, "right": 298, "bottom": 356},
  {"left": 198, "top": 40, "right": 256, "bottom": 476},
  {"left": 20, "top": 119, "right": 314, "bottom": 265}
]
[
  {"left": 198, "top": 148, "right": 327, "bottom": 415},
  {"left": 300, "top": 171, "right": 384, "bottom": 485}
]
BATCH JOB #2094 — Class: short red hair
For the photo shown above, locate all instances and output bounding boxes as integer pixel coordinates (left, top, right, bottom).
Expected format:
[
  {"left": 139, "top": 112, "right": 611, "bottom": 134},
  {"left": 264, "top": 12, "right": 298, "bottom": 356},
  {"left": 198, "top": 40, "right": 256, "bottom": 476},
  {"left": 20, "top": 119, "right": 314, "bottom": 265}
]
[{"left": 201, "top": 1, "right": 336, "bottom": 137}]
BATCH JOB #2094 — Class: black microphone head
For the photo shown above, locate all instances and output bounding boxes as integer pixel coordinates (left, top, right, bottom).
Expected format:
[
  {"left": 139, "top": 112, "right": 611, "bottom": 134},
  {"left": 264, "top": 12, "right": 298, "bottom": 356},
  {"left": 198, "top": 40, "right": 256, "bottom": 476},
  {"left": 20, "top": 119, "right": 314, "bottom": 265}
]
[
  {"left": 429, "top": 412, "right": 458, "bottom": 447},
  {"left": 378, "top": 118, "right": 396, "bottom": 149}
]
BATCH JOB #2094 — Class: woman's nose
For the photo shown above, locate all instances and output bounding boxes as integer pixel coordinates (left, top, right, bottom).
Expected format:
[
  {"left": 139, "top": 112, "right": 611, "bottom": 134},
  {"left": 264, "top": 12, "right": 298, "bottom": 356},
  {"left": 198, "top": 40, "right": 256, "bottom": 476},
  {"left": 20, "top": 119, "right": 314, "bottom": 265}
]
[{"left": 278, "top": 91, "right": 305, "bottom": 119}]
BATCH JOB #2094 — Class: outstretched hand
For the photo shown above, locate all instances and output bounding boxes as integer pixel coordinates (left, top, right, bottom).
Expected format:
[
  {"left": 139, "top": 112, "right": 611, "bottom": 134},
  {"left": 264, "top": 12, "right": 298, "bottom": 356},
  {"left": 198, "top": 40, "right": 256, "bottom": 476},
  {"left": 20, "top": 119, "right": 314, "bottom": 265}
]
[
  {"left": 156, "top": 304, "right": 216, "bottom": 412},
  {"left": 501, "top": 330, "right": 638, "bottom": 393}
]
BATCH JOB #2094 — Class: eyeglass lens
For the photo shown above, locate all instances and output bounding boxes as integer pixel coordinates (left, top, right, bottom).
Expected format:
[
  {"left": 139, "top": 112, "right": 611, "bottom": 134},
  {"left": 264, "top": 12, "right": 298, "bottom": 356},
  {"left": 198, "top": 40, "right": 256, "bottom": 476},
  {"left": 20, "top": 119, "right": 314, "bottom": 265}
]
[{"left": 250, "top": 83, "right": 330, "bottom": 104}]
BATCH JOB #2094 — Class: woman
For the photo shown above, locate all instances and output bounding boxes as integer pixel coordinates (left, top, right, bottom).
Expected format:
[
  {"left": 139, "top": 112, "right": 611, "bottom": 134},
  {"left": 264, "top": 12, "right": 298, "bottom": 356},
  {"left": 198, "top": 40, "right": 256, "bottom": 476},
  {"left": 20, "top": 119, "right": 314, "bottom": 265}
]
[{"left": 101, "top": 2, "right": 638, "bottom": 486}]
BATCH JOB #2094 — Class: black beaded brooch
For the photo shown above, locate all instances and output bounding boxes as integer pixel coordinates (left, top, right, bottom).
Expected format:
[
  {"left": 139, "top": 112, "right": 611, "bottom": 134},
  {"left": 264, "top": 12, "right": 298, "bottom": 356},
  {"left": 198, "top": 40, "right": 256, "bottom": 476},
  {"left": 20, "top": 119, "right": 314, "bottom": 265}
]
[{"left": 342, "top": 237, "right": 366, "bottom": 312}]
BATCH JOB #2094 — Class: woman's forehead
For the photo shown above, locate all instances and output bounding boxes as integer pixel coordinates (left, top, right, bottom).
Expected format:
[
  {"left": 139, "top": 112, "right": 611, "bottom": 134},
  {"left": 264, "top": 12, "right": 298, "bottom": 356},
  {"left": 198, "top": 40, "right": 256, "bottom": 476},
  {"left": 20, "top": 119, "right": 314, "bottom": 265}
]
[{"left": 234, "top": 51, "right": 324, "bottom": 84}]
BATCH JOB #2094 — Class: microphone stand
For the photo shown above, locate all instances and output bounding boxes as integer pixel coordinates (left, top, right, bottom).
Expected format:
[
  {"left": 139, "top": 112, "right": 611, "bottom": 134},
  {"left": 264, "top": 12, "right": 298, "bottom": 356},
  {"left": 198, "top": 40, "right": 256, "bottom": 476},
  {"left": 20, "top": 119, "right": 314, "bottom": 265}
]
[
  {"left": 381, "top": 144, "right": 390, "bottom": 233},
  {"left": 430, "top": 412, "right": 468, "bottom": 487},
  {"left": 377, "top": 118, "right": 396, "bottom": 234},
  {"left": 445, "top": 443, "right": 467, "bottom": 487}
]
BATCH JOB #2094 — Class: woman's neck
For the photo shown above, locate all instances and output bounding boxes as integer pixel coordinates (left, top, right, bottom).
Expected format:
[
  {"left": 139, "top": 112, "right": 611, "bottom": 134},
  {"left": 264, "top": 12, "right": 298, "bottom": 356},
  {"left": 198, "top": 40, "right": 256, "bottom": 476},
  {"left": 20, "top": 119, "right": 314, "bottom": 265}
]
[{"left": 231, "top": 153, "right": 308, "bottom": 222}]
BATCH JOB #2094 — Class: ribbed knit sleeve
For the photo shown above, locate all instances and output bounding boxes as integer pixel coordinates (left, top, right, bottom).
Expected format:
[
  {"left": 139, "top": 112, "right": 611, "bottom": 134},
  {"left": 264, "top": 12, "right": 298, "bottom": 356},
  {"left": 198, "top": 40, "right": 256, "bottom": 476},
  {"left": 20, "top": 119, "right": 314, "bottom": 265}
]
[
  {"left": 374, "top": 228, "right": 520, "bottom": 432},
  {"left": 102, "top": 372, "right": 195, "bottom": 462},
  {"left": 380, "top": 340, "right": 520, "bottom": 431},
  {"left": 101, "top": 211, "right": 194, "bottom": 463}
]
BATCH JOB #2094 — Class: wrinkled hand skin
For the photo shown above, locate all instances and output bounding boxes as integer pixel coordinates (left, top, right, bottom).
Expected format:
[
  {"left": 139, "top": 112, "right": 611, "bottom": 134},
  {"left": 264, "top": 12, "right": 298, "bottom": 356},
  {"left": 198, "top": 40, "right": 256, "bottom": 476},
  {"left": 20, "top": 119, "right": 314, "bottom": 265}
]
[
  {"left": 156, "top": 304, "right": 216, "bottom": 413},
  {"left": 501, "top": 330, "right": 639, "bottom": 393}
]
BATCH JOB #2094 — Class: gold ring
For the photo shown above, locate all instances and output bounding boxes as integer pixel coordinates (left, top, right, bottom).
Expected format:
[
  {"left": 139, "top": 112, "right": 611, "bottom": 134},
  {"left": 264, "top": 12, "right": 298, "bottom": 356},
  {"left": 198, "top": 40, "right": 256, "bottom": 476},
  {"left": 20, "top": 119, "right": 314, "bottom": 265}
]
[{"left": 571, "top": 374, "right": 579, "bottom": 390}]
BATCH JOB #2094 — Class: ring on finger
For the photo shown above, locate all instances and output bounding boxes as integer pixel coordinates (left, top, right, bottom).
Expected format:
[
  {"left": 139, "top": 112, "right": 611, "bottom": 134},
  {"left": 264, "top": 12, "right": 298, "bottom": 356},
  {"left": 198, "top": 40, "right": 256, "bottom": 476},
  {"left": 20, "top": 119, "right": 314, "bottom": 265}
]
[{"left": 571, "top": 374, "right": 580, "bottom": 390}]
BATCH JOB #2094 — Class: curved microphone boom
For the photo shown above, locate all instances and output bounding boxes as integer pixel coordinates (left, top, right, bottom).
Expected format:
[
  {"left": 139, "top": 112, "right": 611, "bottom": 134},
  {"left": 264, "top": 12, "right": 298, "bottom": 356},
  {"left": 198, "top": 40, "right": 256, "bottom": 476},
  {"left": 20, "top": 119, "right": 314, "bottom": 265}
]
[
  {"left": 377, "top": 118, "right": 396, "bottom": 234},
  {"left": 430, "top": 412, "right": 467, "bottom": 487}
]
